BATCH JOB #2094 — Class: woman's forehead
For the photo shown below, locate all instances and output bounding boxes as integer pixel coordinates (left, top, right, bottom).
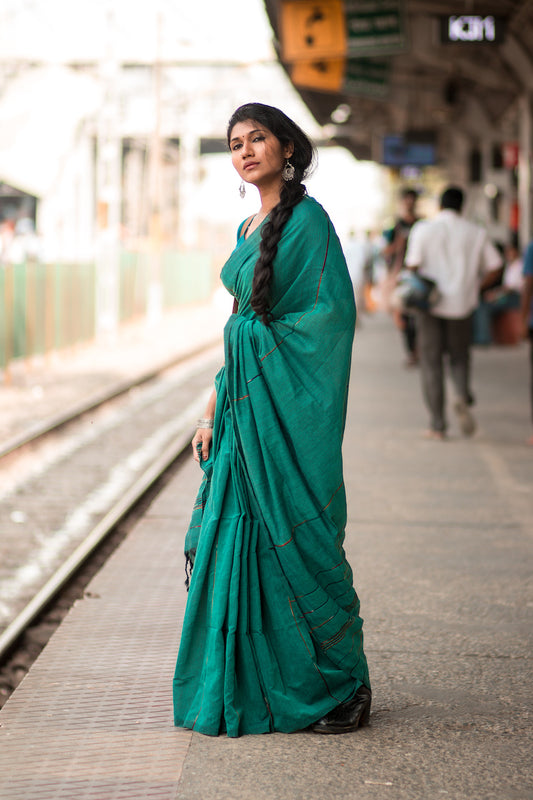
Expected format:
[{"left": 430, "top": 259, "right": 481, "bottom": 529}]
[{"left": 229, "top": 119, "right": 270, "bottom": 141}]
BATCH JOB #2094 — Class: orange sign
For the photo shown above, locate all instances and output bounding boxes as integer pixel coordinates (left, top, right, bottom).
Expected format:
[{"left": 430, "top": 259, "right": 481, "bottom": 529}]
[
  {"left": 280, "top": 0, "right": 347, "bottom": 62},
  {"left": 291, "top": 58, "right": 345, "bottom": 92}
]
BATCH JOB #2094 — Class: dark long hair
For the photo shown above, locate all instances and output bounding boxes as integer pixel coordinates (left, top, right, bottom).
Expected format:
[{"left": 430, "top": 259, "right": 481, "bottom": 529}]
[{"left": 227, "top": 103, "right": 316, "bottom": 324}]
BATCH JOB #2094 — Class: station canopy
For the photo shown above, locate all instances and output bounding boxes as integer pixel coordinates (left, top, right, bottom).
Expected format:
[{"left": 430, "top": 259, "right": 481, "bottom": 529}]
[{"left": 263, "top": 1, "right": 533, "bottom": 163}]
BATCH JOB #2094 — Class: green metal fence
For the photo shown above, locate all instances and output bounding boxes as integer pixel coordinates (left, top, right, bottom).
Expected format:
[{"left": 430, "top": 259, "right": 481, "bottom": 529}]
[
  {"left": 162, "top": 252, "right": 213, "bottom": 309},
  {"left": 119, "top": 251, "right": 149, "bottom": 322},
  {"left": 0, "top": 261, "right": 97, "bottom": 367},
  {"left": 0, "top": 250, "right": 213, "bottom": 373}
]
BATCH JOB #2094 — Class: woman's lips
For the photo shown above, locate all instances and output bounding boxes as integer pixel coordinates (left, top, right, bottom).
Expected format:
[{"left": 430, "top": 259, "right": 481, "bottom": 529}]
[{"left": 244, "top": 162, "right": 259, "bottom": 170}]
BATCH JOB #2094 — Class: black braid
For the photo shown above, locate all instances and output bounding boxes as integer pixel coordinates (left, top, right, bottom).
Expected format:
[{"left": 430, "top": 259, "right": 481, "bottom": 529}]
[
  {"left": 252, "top": 181, "right": 306, "bottom": 324},
  {"left": 227, "top": 103, "right": 316, "bottom": 325}
]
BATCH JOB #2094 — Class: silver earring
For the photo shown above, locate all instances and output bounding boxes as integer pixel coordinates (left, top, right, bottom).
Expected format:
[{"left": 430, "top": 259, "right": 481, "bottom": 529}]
[
  {"left": 239, "top": 181, "right": 246, "bottom": 198},
  {"left": 282, "top": 159, "right": 295, "bottom": 181}
]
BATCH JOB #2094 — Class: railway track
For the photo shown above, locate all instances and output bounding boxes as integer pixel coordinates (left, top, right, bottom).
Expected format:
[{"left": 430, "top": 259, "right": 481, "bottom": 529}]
[{"left": 0, "top": 344, "right": 222, "bottom": 666}]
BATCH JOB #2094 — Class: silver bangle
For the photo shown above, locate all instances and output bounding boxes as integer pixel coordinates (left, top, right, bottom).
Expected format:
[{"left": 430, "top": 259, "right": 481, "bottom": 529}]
[{"left": 197, "top": 418, "right": 214, "bottom": 429}]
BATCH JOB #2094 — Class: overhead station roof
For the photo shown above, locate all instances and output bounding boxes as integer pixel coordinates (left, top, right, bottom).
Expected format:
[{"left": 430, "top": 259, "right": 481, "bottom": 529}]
[{"left": 263, "top": 1, "right": 533, "bottom": 162}]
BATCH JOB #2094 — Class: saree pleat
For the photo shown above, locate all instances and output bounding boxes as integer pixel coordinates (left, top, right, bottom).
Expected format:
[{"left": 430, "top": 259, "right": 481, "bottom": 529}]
[{"left": 173, "top": 196, "right": 370, "bottom": 737}]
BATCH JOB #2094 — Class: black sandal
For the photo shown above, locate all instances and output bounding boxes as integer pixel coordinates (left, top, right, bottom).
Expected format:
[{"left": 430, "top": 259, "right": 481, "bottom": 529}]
[{"left": 310, "top": 685, "right": 371, "bottom": 734}]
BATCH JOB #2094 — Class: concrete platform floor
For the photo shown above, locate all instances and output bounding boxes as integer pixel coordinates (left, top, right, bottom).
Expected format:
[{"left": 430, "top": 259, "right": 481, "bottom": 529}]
[{"left": 0, "top": 312, "right": 531, "bottom": 800}]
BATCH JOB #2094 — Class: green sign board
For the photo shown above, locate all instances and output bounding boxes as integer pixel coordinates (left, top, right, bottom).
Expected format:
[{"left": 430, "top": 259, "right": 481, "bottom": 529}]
[
  {"left": 345, "top": 0, "right": 408, "bottom": 56},
  {"left": 343, "top": 59, "right": 390, "bottom": 98}
]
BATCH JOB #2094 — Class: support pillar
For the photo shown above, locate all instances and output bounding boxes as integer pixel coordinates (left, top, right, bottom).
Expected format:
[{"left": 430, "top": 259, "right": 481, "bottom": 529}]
[
  {"left": 95, "top": 12, "right": 121, "bottom": 338},
  {"left": 178, "top": 130, "right": 201, "bottom": 250},
  {"left": 146, "top": 42, "right": 164, "bottom": 326},
  {"left": 447, "top": 130, "right": 470, "bottom": 187}
]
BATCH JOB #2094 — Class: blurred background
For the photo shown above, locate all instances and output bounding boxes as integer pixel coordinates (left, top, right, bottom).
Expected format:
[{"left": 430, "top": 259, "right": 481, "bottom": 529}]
[{"left": 0, "top": 0, "right": 531, "bottom": 375}]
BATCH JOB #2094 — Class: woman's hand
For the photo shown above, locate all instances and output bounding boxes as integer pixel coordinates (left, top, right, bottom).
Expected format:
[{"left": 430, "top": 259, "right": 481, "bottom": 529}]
[
  {"left": 192, "top": 427, "right": 213, "bottom": 463},
  {"left": 192, "top": 388, "right": 217, "bottom": 463}
]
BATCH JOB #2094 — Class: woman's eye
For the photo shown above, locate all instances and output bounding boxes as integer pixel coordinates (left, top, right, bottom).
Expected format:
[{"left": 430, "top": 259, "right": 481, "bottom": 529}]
[
  {"left": 253, "top": 135, "right": 265, "bottom": 142},
  {"left": 232, "top": 143, "right": 242, "bottom": 151}
]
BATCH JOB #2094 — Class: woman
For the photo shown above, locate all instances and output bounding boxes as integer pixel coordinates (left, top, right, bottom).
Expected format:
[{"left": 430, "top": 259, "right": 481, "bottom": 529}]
[{"left": 173, "top": 103, "right": 371, "bottom": 737}]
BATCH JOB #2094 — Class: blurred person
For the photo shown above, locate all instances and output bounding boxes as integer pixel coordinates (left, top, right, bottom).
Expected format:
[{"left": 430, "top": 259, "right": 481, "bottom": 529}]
[
  {"left": 9, "top": 217, "right": 41, "bottom": 262},
  {"left": 343, "top": 229, "right": 365, "bottom": 306},
  {"left": 362, "top": 230, "right": 378, "bottom": 311},
  {"left": 521, "top": 239, "right": 533, "bottom": 445},
  {"left": 371, "top": 229, "right": 387, "bottom": 273},
  {"left": 405, "top": 186, "right": 502, "bottom": 439},
  {"left": 344, "top": 229, "right": 374, "bottom": 311},
  {"left": 382, "top": 188, "right": 420, "bottom": 366},
  {"left": 0, "top": 218, "right": 15, "bottom": 264},
  {"left": 362, "top": 230, "right": 376, "bottom": 283},
  {"left": 173, "top": 103, "right": 371, "bottom": 737},
  {"left": 503, "top": 239, "right": 526, "bottom": 295},
  {"left": 473, "top": 239, "right": 522, "bottom": 345}
]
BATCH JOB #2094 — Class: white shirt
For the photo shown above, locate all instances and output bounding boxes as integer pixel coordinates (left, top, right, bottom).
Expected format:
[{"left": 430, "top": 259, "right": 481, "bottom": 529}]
[
  {"left": 502, "top": 257, "right": 524, "bottom": 292},
  {"left": 343, "top": 236, "right": 373, "bottom": 296},
  {"left": 404, "top": 210, "right": 502, "bottom": 318}
]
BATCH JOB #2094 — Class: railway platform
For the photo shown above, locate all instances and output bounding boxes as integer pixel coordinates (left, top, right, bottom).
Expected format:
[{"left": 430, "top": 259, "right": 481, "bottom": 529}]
[{"left": 0, "top": 313, "right": 532, "bottom": 800}]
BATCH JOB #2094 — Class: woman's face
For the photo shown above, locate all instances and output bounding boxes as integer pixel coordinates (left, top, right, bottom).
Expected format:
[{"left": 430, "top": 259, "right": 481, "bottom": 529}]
[{"left": 229, "top": 119, "right": 293, "bottom": 190}]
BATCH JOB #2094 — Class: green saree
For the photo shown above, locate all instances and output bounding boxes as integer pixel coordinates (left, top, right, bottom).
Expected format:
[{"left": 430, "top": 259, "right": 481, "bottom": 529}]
[{"left": 173, "top": 195, "right": 370, "bottom": 737}]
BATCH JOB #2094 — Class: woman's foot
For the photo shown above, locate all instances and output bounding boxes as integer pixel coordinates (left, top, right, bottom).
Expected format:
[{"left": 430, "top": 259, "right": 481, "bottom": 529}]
[
  {"left": 454, "top": 399, "right": 476, "bottom": 437},
  {"left": 310, "top": 686, "right": 371, "bottom": 734},
  {"left": 423, "top": 429, "right": 446, "bottom": 441}
]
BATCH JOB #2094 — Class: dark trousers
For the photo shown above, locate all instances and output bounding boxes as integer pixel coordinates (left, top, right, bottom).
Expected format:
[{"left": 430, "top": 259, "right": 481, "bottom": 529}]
[
  {"left": 416, "top": 313, "right": 473, "bottom": 432},
  {"left": 401, "top": 313, "right": 417, "bottom": 356}
]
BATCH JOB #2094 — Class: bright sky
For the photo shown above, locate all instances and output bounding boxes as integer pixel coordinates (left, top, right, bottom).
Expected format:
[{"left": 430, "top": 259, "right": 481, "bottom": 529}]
[
  {"left": 0, "top": 0, "right": 275, "bottom": 63},
  {"left": 0, "top": 0, "right": 389, "bottom": 239}
]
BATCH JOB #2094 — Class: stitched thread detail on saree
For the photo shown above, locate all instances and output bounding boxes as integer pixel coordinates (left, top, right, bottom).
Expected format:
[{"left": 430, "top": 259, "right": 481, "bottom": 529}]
[
  {"left": 301, "top": 597, "right": 329, "bottom": 616},
  {"left": 292, "top": 586, "right": 318, "bottom": 600},
  {"left": 315, "top": 556, "right": 345, "bottom": 578},
  {"left": 320, "top": 618, "right": 354, "bottom": 651},
  {"left": 310, "top": 614, "right": 335, "bottom": 631},
  {"left": 323, "top": 574, "right": 351, "bottom": 593},
  {"left": 260, "top": 338, "right": 284, "bottom": 362},
  {"left": 231, "top": 372, "right": 262, "bottom": 402},
  {"left": 273, "top": 480, "right": 344, "bottom": 548},
  {"left": 288, "top": 596, "right": 339, "bottom": 701}
]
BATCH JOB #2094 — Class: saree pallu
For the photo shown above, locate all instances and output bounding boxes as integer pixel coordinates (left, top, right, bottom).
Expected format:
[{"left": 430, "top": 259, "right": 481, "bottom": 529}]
[{"left": 173, "top": 196, "right": 370, "bottom": 737}]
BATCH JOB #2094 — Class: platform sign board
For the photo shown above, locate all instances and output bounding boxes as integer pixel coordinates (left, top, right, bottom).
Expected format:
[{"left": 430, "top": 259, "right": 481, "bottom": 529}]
[
  {"left": 382, "top": 133, "right": 437, "bottom": 167},
  {"left": 291, "top": 58, "right": 345, "bottom": 92},
  {"left": 280, "top": 0, "right": 347, "bottom": 62},
  {"left": 291, "top": 56, "right": 390, "bottom": 96},
  {"left": 346, "top": 0, "right": 408, "bottom": 56},
  {"left": 439, "top": 15, "right": 506, "bottom": 44},
  {"left": 344, "top": 59, "right": 390, "bottom": 97}
]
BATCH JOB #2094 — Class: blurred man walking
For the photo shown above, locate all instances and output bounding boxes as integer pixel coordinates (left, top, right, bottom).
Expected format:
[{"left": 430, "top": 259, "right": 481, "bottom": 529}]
[
  {"left": 383, "top": 187, "right": 421, "bottom": 366},
  {"left": 405, "top": 186, "right": 501, "bottom": 439}
]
